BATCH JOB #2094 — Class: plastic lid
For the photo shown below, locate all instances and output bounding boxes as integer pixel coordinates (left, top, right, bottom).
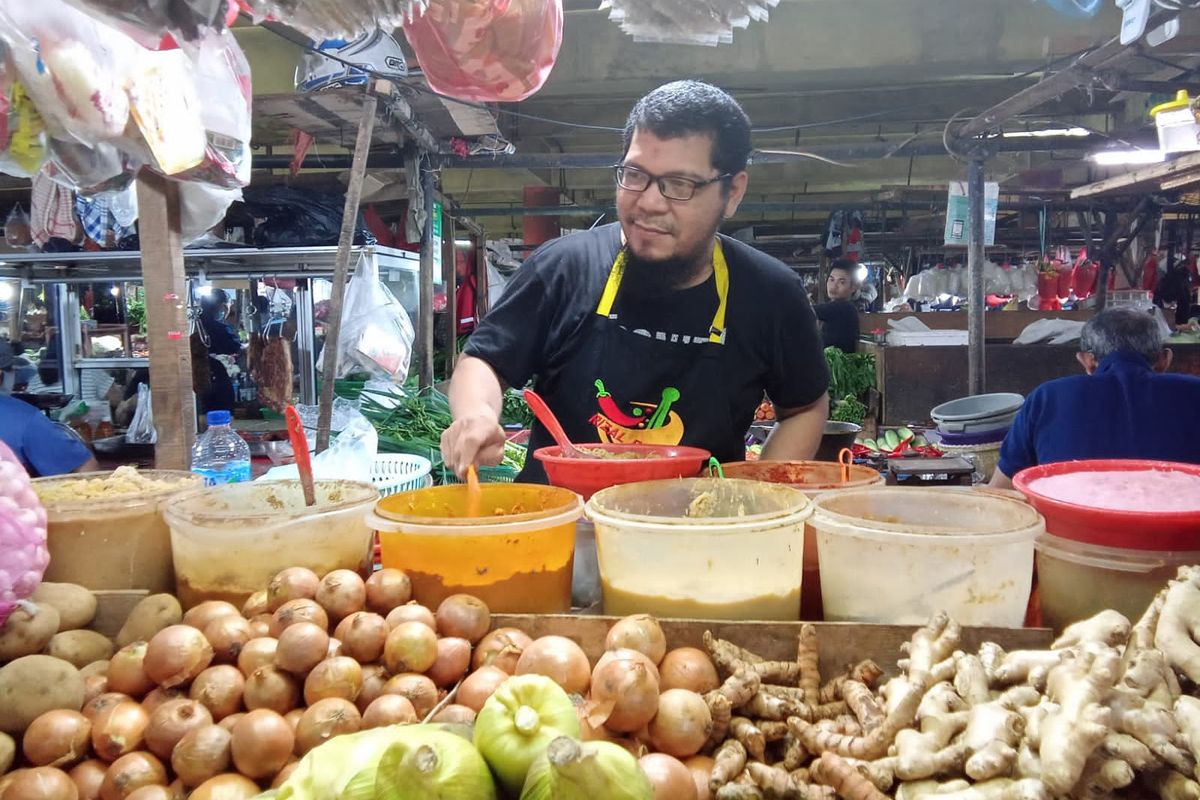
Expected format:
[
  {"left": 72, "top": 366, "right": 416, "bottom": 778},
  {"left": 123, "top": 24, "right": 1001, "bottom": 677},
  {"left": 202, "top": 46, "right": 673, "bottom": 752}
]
[
  {"left": 206, "top": 410, "right": 232, "bottom": 426},
  {"left": 1151, "top": 90, "right": 1192, "bottom": 117}
]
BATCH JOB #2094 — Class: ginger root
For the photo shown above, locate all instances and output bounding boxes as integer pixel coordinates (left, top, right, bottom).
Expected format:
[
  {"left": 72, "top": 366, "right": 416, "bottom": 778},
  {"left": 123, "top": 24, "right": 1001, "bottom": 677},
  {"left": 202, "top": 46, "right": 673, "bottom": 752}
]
[
  {"left": 1038, "top": 648, "right": 1119, "bottom": 795},
  {"left": 1052, "top": 609, "right": 1132, "bottom": 651},
  {"left": 1154, "top": 566, "right": 1200, "bottom": 684}
]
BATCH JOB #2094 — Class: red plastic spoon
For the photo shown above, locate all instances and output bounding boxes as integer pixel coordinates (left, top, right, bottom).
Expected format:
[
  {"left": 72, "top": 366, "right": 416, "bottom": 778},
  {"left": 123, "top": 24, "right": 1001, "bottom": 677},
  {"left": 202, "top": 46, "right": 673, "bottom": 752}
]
[
  {"left": 285, "top": 405, "right": 316, "bottom": 507},
  {"left": 523, "top": 388, "right": 592, "bottom": 459}
]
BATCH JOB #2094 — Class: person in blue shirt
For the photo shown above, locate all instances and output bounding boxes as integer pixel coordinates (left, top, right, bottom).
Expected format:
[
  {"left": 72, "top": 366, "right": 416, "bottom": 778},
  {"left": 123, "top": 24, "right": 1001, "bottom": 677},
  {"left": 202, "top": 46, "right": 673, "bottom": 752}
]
[
  {"left": 991, "top": 306, "right": 1200, "bottom": 489},
  {"left": 0, "top": 340, "right": 96, "bottom": 476},
  {"left": 198, "top": 289, "right": 244, "bottom": 414}
]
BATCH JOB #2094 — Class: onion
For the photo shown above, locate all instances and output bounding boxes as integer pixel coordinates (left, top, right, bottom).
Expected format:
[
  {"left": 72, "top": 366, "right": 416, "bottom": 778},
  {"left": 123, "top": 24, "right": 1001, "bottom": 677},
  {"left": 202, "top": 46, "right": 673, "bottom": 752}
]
[
  {"left": 140, "top": 689, "right": 186, "bottom": 717},
  {"left": 91, "top": 702, "right": 149, "bottom": 762},
  {"left": 384, "top": 603, "right": 435, "bottom": 630},
  {"left": 274, "top": 622, "right": 329, "bottom": 676},
  {"left": 429, "top": 705, "right": 476, "bottom": 725},
  {"left": 246, "top": 616, "right": 272, "bottom": 640},
  {"left": 333, "top": 612, "right": 388, "bottom": 664},
  {"left": 683, "top": 755, "right": 715, "bottom": 800},
  {"left": 456, "top": 666, "right": 509, "bottom": 713},
  {"left": 647, "top": 689, "right": 712, "bottom": 759},
  {"left": 185, "top": 774, "right": 259, "bottom": 800},
  {"left": 606, "top": 615, "right": 667, "bottom": 666},
  {"left": 314, "top": 570, "right": 366, "bottom": 623},
  {"left": 216, "top": 714, "right": 244, "bottom": 733},
  {"left": 283, "top": 709, "right": 304, "bottom": 734},
  {"left": 294, "top": 698, "right": 361, "bottom": 755},
  {"left": 98, "top": 752, "right": 167, "bottom": 800},
  {"left": 355, "top": 665, "right": 390, "bottom": 714},
  {"left": 590, "top": 655, "right": 660, "bottom": 733},
  {"left": 3, "top": 767, "right": 78, "bottom": 800},
  {"left": 68, "top": 760, "right": 107, "bottom": 800},
  {"left": 243, "top": 667, "right": 300, "bottom": 715},
  {"left": 266, "top": 568, "right": 320, "bottom": 612},
  {"left": 515, "top": 636, "right": 591, "bottom": 694},
  {"left": 181, "top": 602, "right": 240, "bottom": 633},
  {"left": 269, "top": 762, "right": 299, "bottom": 789},
  {"left": 380, "top": 673, "right": 438, "bottom": 718},
  {"left": 202, "top": 616, "right": 252, "bottom": 664},
  {"left": 23, "top": 710, "right": 92, "bottom": 768},
  {"left": 571, "top": 694, "right": 612, "bottom": 742},
  {"left": 188, "top": 666, "right": 244, "bottom": 721},
  {"left": 0, "top": 770, "right": 29, "bottom": 800},
  {"left": 325, "top": 638, "right": 342, "bottom": 659},
  {"left": 426, "top": 638, "right": 471, "bottom": 688},
  {"left": 229, "top": 710, "right": 294, "bottom": 779},
  {"left": 659, "top": 648, "right": 719, "bottom": 694},
  {"left": 105, "top": 645, "right": 154, "bottom": 699},
  {"left": 595, "top": 648, "right": 661, "bottom": 683},
  {"left": 360, "top": 695, "right": 417, "bottom": 729},
  {"left": 472, "top": 628, "right": 533, "bottom": 674},
  {"left": 434, "top": 595, "right": 490, "bottom": 644},
  {"left": 383, "top": 622, "right": 438, "bottom": 675},
  {"left": 269, "top": 600, "right": 329, "bottom": 638},
  {"left": 364, "top": 569, "right": 412, "bottom": 614},
  {"left": 81, "top": 695, "right": 132, "bottom": 724},
  {"left": 124, "top": 787, "right": 172, "bottom": 800},
  {"left": 303, "top": 657, "right": 363, "bottom": 705},
  {"left": 165, "top": 780, "right": 184, "bottom": 800},
  {"left": 235, "top": 638, "right": 277, "bottom": 677},
  {"left": 239, "top": 592, "right": 268, "bottom": 619},
  {"left": 144, "top": 699, "right": 212, "bottom": 760},
  {"left": 83, "top": 676, "right": 108, "bottom": 705},
  {"left": 639, "top": 753, "right": 697, "bottom": 800},
  {"left": 170, "top": 725, "right": 230, "bottom": 788},
  {"left": 143, "top": 626, "right": 213, "bottom": 689}
]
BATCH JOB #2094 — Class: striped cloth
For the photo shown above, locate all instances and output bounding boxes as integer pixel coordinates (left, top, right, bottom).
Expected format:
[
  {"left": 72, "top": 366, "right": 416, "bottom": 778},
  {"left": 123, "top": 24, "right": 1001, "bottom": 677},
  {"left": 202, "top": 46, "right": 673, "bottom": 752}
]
[{"left": 30, "top": 169, "right": 81, "bottom": 246}]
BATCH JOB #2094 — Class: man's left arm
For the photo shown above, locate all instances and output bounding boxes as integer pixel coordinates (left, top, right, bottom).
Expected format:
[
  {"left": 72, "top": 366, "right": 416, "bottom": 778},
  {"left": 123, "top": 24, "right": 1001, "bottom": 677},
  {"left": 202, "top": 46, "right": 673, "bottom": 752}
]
[{"left": 762, "top": 394, "right": 829, "bottom": 460}]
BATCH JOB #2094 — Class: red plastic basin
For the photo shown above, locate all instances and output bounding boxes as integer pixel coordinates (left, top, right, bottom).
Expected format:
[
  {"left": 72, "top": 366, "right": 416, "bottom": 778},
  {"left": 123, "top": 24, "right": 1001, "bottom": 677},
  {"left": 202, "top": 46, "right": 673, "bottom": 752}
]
[
  {"left": 534, "top": 444, "right": 710, "bottom": 500},
  {"left": 1013, "top": 459, "right": 1200, "bottom": 550}
]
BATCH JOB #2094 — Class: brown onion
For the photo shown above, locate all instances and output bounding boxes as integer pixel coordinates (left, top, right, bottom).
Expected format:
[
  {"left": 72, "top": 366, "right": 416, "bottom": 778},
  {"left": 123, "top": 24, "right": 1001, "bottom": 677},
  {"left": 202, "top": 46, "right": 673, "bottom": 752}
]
[
  {"left": 294, "top": 698, "right": 361, "bottom": 755},
  {"left": 429, "top": 705, "right": 476, "bottom": 725},
  {"left": 202, "top": 616, "right": 251, "bottom": 664},
  {"left": 590, "top": 655, "right": 660, "bottom": 733},
  {"left": 91, "top": 702, "right": 149, "bottom": 762},
  {"left": 659, "top": 648, "right": 719, "bottom": 694},
  {"left": 275, "top": 623, "right": 329, "bottom": 677},
  {"left": 571, "top": 694, "right": 611, "bottom": 742},
  {"left": 105, "top": 645, "right": 155, "bottom": 699},
  {"left": 81, "top": 695, "right": 132, "bottom": 724},
  {"left": 165, "top": 780, "right": 184, "bottom": 800},
  {"left": 215, "top": 714, "right": 244, "bottom": 733},
  {"left": 360, "top": 695, "right": 417, "bottom": 729},
  {"left": 325, "top": 638, "right": 342, "bottom": 659},
  {"left": 246, "top": 616, "right": 272, "bottom": 640},
  {"left": 239, "top": 592, "right": 268, "bottom": 619},
  {"left": 243, "top": 667, "right": 300, "bottom": 715},
  {"left": 98, "top": 752, "right": 167, "bottom": 800},
  {"left": 267, "top": 568, "right": 320, "bottom": 612},
  {"left": 333, "top": 612, "right": 388, "bottom": 664},
  {"left": 314, "top": 570, "right": 366, "bottom": 622},
  {"left": 170, "top": 725, "right": 230, "bottom": 788},
  {"left": 647, "top": 689, "right": 711, "bottom": 759},
  {"left": 269, "top": 600, "right": 328, "bottom": 638},
  {"left": 683, "top": 755, "right": 715, "bottom": 800},
  {"left": 283, "top": 709, "right": 304, "bottom": 734},
  {"left": 23, "top": 710, "right": 92, "bottom": 768},
  {"left": 0, "top": 769, "right": 29, "bottom": 800},
  {"left": 471, "top": 628, "right": 533, "bottom": 674},
  {"left": 144, "top": 700, "right": 212, "bottom": 760},
  {"left": 143, "top": 626, "right": 213, "bottom": 689},
  {"left": 188, "top": 666, "right": 244, "bottom": 721},
  {"left": 185, "top": 774, "right": 259, "bottom": 800},
  {"left": 229, "top": 710, "right": 293, "bottom": 779},
  {"left": 124, "top": 787, "right": 172, "bottom": 800},
  {"left": 303, "top": 657, "right": 363, "bottom": 705},
  {"left": 434, "top": 595, "right": 490, "bottom": 644},
  {"left": 139, "top": 689, "right": 186, "bottom": 717},
  {"left": 639, "top": 753, "right": 697, "bottom": 800},
  {"left": 269, "top": 762, "right": 299, "bottom": 789},
  {"left": 83, "top": 676, "right": 108, "bottom": 705},
  {"left": 384, "top": 603, "right": 435, "bottom": 630},
  {"left": 606, "top": 615, "right": 667, "bottom": 666},
  {"left": 426, "top": 638, "right": 471, "bottom": 688},
  {"left": 355, "top": 665, "right": 389, "bottom": 714},
  {"left": 456, "top": 666, "right": 509, "bottom": 713},
  {"left": 380, "top": 674, "right": 437, "bottom": 718},
  {"left": 595, "top": 649, "right": 661, "bottom": 683},
  {"left": 515, "top": 636, "right": 591, "bottom": 694},
  {"left": 3, "top": 767, "right": 78, "bottom": 800},
  {"left": 235, "top": 638, "right": 277, "bottom": 677},
  {"left": 68, "top": 760, "right": 107, "bottom": 800},
  {"left": 383, "top": 622, "right": 438, "bottom": 675},
  {"left": 181, "top": 602, "right": 241, "bottom": 633},
  {"left": 364, "top": 569, "right": 412, "bottom": 615}
]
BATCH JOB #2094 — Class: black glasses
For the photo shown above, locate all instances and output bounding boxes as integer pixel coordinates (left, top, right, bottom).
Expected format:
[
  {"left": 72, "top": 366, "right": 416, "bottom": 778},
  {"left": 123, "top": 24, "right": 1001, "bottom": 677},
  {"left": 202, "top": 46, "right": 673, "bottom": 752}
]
[{"left": 613, "top": 165, "right": 731, "bottom": 201}]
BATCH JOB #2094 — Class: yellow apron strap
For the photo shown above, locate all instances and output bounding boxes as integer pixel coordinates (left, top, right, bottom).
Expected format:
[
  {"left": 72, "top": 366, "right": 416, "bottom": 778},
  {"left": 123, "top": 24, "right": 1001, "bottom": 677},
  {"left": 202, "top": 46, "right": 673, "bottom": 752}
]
[{"left": 596, "top": 249, "right": 626, "bottom": 317}]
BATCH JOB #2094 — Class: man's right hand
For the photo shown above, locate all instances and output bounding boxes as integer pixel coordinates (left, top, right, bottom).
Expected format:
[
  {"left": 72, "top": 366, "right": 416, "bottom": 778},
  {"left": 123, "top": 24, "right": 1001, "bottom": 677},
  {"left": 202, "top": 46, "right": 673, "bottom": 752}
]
[{"left": 440, "top": 411, "right": 507, "bottom": 479}]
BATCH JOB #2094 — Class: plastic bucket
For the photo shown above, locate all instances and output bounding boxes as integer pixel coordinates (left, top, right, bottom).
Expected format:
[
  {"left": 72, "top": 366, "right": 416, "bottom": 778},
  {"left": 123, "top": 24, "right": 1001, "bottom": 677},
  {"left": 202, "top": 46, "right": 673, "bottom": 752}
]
[
  {"left": 811, "top": 487, "right": 1041, "bottom": 625},
  {"left": 371, "top": 483, "right": 583, "bottom": 613},
  {"left": 587, "top": 478, "right": 812, "bottom": 620},
  {"left": 165, "top": 480, "right": 379, "bottom": 608},
  {"left": 932, "top": 393, "right": 1024, "bottom": 434},
  {"left": 534, "top": 444, "right": 710, "bottom": 500},
  {"left": 34, "top": 470, "right": 202, "bottom": 592}
]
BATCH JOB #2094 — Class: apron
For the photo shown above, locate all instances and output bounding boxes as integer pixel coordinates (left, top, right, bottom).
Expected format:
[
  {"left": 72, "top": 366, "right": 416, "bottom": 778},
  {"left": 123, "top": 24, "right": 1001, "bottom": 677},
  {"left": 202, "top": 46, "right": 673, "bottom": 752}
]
[{"left": 519, "top": 240, "right": 738, "bottom": 482}]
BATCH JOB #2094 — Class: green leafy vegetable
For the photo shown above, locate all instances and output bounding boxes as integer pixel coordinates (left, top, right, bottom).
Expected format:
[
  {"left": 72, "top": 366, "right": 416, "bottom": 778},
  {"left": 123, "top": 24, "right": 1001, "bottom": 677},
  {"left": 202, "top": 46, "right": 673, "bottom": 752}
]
[
  {"left": 830, "top": 397, "right": 868, "bottom": 425},
  {"left": 502, "top": 389, "right": 535, "bottom": 428},
  {"left": 823, "top": 346, "right": 876, "bottom": 403}
]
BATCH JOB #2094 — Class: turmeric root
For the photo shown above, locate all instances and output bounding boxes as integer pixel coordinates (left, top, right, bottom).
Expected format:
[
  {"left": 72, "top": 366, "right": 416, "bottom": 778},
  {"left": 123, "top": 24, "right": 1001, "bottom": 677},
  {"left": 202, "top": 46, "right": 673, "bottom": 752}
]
[
  {"left": 834, "top": 757, "right": 896, "bottom": 793},
  {"left": 758, "top": 721, "right": 790, "bottom": 743},
  {"left": 810, "top": 752, "right": 889, "bottom": 800},
  {"left": 790, "top": 677, "right": 925, "bottom": 760},
  {"left": 704, "top": 631, "right": 765, "bottom": 668},
  {"left": 818, "top": 661, "right": 884, "bottom": 704},
  {"left": 708, "top": 693, "right": 734, "bottom": 750},
  {"left": 744, "top": 691, "right": 813, "bottom": 722},
  {"left": 842, "top": 680, "right": 884, "bottom": 731},
  {"left": 831, "top": 715, "right": 863, "bottom": 737},
  {"left": 749, "top": 762, "right": 833, "bottom": 800},
  {"left": 1052, "top": 609, "right": 1132, "bottom": 650},
  {"left": 710, "top": 668, "right": 764, "bottom": 709},
  {"left": 716, "top": 784, "right": 765, "bottom": 800},
  {"left": 1154, "top": 566, "right": 1200, "bottom": 684},
  {"left": 711, "top": 738, "right": 750, "bottom": 791},
  {"left": 731, "top": 717, "right": 768, "bottom": 761},
  {"left": 782, "top": 734, "right": 806, "bottom": 771},
  {"left": 798, "top": 624, "right": 820, "bottom": 704}
]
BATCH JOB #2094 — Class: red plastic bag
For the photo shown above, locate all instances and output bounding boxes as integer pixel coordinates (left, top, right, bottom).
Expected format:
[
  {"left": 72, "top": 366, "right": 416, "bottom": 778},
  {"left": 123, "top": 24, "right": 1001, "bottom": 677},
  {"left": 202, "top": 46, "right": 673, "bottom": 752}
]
[{"left": 402, "top": 0, "right": 563, "bottom": 102}]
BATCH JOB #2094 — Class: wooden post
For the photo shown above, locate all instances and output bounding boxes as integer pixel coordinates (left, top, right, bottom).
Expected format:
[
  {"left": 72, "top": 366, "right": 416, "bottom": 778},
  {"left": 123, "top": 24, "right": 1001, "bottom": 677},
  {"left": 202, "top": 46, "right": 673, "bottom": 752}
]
[
  {"left": 441, "top": 210, "right": 458, "bottom": 375},
  {"left": 418, "top": 156, "right": 435, "bottom": 390},
  {"left": 136, "top": 173, "right": 195, "bottom": 470},
  {"left": 966, "top": 157, "right": 987, "bottom": 396},
  {"left": 316, "top": 91, "right": 377, "bottom": 453},
  {"left": 475, "top": 232, "right": 489, "bottom": 320}
]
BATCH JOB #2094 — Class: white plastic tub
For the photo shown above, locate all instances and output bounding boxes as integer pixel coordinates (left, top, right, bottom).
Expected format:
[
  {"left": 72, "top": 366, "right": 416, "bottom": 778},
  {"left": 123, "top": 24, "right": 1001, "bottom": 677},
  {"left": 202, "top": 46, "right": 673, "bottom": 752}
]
[{"left": 811, "top": 487, "right": 1041, "bottom": 626}]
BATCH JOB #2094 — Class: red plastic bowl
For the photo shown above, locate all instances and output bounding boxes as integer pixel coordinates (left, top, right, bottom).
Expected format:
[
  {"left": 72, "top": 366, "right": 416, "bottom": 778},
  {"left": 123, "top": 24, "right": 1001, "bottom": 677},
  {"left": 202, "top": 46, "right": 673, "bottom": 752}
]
[
  {"left": 534, "top": 444, "right": 711, "bottom": 500},
  {"left": 1013, "top": 459, "right": 1200, "bottom": 550}
]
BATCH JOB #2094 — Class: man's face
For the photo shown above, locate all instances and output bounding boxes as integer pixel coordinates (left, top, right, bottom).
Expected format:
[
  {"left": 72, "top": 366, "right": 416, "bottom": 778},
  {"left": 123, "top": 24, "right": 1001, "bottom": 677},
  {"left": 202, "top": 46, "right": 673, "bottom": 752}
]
[
  {"left": 617, "top": 129, "right": 747, "bottom": 271},
  {"left": 827, "top": 269, "right": 855, "bottom": 301}
]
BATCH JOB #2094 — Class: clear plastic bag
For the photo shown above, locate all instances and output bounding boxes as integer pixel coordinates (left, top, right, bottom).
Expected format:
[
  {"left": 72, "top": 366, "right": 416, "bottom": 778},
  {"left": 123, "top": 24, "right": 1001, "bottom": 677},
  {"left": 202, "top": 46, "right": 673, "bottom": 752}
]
[
  {"left": 258, "top": 399, "right": 377, "bottom": 485},
  {"left": 169, "top": 29, "right": 252, "bottom": 188},
  {"left": 126, "top": 382, "right": 157, "bottom": 443},
  {"left": 317, "top": 253, "right": 415, "bottom": 382}
]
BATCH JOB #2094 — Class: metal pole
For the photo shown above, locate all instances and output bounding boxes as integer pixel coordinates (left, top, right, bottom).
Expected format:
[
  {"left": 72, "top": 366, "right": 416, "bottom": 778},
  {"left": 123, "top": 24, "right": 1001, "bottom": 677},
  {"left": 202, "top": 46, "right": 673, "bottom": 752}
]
[
  {"left": 418, "top": 156, "right": 436, "bottom": 390},
  {"left": 967, "top": 157, "right": 986, "bottom": 396}
]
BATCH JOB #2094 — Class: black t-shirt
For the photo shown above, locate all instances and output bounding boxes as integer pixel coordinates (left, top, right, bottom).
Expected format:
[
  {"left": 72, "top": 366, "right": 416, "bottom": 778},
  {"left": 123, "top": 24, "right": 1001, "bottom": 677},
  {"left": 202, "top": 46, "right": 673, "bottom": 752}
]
[
  {"left": 465, "top": 223, "right": 828, "bottom": 455},
  {"left": 814, "top": 299, "right": 860, "bottom": 354}
]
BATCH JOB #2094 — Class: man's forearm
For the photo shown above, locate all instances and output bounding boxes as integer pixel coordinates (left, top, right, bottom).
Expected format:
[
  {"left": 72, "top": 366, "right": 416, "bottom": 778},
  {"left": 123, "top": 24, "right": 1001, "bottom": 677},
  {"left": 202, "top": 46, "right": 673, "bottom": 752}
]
[
  {"left": 761, "top": 394, "right": 829, "bottom": 461},
  {"left": 448, "top": 355, "right": 505, "bottom": 422}
]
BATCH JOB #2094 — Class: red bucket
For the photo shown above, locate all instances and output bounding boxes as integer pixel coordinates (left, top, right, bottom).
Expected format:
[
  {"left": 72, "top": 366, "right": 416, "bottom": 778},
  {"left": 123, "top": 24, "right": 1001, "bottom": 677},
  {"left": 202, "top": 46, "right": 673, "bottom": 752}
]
[{"left": 534, "top": 444, "right": 710, "bottom": 500}]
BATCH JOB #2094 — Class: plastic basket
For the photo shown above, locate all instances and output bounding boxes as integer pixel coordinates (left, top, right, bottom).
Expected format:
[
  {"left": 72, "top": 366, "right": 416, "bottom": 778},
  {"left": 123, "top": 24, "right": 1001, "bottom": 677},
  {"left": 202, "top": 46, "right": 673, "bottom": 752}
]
[
  {"left": 372, "top": 454, "right": 433, "bottom": 497},
  {"left": 440, "top": 464, "right": 518, "bottom": 484}
]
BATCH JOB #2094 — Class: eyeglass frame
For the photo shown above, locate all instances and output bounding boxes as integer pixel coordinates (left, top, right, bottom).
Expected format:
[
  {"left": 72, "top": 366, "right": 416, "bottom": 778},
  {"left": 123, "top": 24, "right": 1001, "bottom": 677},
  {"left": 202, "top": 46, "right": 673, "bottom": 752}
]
[{"left": 612, "top": 164, "right": 733, "bottom": 202}]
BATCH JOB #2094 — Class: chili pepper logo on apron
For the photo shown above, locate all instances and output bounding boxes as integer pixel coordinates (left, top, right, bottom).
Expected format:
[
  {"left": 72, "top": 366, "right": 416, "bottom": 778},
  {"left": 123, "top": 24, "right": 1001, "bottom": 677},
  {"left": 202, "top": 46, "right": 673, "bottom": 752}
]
[{"left": 588, "top": 379, "right": 685, "bottom": 445}]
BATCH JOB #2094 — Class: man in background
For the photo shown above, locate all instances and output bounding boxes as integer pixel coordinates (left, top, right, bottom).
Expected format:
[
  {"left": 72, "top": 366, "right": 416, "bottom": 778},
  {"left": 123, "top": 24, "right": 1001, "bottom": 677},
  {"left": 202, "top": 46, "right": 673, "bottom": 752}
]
[
  {"left": 814, "top": 257, "right": 861, "bottom": 354},
  {"left": 0, "top": 340, "right": 96, "bottom": 475}
]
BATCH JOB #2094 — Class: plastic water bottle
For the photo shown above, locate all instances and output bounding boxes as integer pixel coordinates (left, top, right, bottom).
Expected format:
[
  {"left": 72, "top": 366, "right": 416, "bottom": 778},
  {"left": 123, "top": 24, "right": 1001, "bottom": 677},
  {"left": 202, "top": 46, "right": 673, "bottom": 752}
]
[{"left": 191, "top": 411, "right": 251, "bottom": 486}]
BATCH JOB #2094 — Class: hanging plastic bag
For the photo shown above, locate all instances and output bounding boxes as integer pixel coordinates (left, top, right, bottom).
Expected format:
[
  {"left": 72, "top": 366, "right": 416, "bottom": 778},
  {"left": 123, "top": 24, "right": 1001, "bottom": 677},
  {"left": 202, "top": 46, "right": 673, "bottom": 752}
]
[
  {"left": 401, "top": 0, "right": 563, "bottom": 102},
  {"left": 126, "top": 383, "right": 157, "bottom": 443},
  {"left": 317, "top": 253, "right": 415, "bottom": 382},
  {"left": 258, "top": 399, "right": 377, "bottom": 485},
  {"left": 5, "top": 204, "right": 31, "bottom": 247}
]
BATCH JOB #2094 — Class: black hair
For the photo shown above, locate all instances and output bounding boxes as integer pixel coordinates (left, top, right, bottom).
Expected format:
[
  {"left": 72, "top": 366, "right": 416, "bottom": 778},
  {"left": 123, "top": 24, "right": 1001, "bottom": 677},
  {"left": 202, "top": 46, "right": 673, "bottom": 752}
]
[
  {"left": 829, "top": 258, "right": 858, "bottom": 277},
  {"left": 622, "top": 80, "right": 753, "bottom": 176}
]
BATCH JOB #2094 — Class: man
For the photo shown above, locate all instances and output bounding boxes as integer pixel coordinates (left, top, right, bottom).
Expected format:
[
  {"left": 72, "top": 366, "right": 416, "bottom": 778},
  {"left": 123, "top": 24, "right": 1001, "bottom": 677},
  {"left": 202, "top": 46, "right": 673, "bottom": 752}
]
[
  {"left": 442, "top": 80, "right": 830, "bottom": 481},
  {"left": 991, "top": 306, "right": 1200, "bottom": 489},
  {"left": 0, "top": 340, "right": 97, "bottom": 475},
  {"left": 197, "top": 289, "right": 244, "bottom": 413},
  {"left": 814, "top": 258, "right": 861, "bottom": 354}
]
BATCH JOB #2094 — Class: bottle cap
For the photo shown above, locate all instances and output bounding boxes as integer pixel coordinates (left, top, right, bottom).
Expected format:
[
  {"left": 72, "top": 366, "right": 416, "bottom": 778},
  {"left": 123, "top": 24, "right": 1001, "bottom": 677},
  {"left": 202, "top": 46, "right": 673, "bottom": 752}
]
[{"left": 206, "top": 410, "right": 232, "bottom": 426}]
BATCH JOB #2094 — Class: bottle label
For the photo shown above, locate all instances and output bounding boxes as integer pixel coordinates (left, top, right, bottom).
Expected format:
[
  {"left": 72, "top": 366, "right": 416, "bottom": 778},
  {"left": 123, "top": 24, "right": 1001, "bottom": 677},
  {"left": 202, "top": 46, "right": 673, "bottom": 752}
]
[{"left": 193, "top": 463, "right": 252, "bottom": 486}]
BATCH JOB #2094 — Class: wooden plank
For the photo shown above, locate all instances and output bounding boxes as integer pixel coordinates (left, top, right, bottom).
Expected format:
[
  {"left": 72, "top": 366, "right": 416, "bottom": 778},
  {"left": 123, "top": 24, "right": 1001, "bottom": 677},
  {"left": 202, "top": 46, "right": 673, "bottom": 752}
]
[
  {"left": 1071, "top": 151, "right": 1200, "bottom": 199},
  {"left": 136, "top": 173, "right": 195, "bottom": 470},
  {"left": 90, "top": 589, "right": 148, "bottom": 639}
]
